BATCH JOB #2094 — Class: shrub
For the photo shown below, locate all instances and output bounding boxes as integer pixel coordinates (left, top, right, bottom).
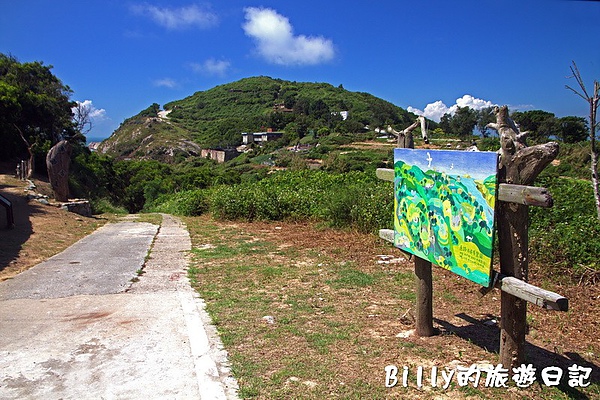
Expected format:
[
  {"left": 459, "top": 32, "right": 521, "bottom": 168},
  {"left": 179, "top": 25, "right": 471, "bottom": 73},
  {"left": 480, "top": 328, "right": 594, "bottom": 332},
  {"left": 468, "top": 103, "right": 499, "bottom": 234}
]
[
  {"left": 90, "top": 198, "right": 128, "bottom": 215},
  {"left": 208, "top": 169, "right": 393, "bottom": 233},
  {"left": 529, "top": 175, "right": 600, "bottom": 278},
  {"left": 151, "top": 190, "right": 210, "bottom": 216}
]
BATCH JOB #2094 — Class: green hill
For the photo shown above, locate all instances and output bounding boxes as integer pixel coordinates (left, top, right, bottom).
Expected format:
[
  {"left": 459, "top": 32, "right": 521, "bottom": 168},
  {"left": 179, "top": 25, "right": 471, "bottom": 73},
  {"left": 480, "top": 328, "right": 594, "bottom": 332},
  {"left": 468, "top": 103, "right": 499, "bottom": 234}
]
[{"left": 98, "top": 76, "right": 416, "bottom": 162}]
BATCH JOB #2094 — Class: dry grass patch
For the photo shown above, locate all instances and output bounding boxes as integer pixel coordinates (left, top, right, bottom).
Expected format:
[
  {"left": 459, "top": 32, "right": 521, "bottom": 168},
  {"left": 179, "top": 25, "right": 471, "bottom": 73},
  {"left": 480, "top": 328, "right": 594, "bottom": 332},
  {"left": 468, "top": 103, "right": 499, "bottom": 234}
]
[
  {"left": 0, "top": 175, "right": 106, "bottom": 281},
  {"left": 185, "top": 215, "right": 599, "bottom": 399}
]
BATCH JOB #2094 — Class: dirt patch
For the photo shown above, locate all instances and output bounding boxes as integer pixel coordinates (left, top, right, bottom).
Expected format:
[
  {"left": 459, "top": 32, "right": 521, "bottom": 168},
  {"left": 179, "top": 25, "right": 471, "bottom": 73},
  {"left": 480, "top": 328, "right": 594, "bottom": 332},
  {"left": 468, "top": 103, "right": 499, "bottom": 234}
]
[{"left": 0, "top": 174, "right": 105, "bottom": 281}]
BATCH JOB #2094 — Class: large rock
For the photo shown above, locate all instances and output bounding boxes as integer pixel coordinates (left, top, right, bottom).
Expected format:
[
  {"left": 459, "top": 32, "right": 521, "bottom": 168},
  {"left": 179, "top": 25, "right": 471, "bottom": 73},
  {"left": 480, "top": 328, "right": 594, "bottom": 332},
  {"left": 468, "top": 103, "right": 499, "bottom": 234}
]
[
  {"left": 46, "top": 140, "right": 72, "bottom": 202},
  {"left": 59, "top": 200, "right": 92, "bottom": 217}
]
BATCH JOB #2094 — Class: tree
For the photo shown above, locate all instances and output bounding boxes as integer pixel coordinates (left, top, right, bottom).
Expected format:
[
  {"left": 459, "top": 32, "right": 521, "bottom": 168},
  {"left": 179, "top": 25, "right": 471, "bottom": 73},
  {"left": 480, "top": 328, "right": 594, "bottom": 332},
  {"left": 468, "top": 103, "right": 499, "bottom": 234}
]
[
  {"left": 439, "top": 113, "right": 452, "bottom": 135},
  {"left": 438, "top": 107, "right": 478, "bottom": 137},
  {"left": 566, "top": 61, "right": 600, "bottom": 220},
  {"left": 558, "top": 116, "right": 588, "bottom": 143},
  {"left": 72, "top": 101, "right": 93, "bottom": 135},
  {"left": 476, "top": 107, "right": 497, "bottom": 138},
  {"left": 511, "top": 110, "right": 559, "bottom": 143},
  {"left": 0, "top": 53, "right": 77, "bottom": 174}
]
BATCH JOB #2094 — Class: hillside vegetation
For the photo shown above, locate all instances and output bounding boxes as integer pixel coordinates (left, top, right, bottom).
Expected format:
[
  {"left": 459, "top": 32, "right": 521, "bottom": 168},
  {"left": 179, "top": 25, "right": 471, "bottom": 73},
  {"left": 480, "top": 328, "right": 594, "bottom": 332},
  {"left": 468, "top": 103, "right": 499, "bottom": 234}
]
[
  {"left": 74, "top": 75, "right": 600, "bottom": 284},
  {"left": 98, "top": 76, "right": 417, "bottom": 161}
]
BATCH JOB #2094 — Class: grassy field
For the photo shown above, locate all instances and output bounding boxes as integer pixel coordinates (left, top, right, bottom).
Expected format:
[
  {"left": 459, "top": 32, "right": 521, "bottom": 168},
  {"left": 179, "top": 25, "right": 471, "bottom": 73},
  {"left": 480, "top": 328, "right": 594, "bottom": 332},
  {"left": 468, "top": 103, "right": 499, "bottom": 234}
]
[{"left": 184, "top": 215, "right": 600, "bottom": 399}]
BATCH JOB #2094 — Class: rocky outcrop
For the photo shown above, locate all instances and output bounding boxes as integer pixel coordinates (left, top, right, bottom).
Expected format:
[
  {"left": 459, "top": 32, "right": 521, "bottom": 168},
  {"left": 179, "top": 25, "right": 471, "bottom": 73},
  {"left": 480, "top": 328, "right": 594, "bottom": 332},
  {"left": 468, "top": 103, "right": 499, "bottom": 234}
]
[{"left": 97, "top": 117, "right": 201, "bottom": 163}]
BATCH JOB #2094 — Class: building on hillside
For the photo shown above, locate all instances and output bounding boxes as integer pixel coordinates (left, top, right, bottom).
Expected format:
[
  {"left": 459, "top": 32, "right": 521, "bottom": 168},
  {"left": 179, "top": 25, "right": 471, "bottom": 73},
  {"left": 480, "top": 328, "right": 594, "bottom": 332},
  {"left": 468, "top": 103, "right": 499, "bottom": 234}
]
[
  {"left": 241, "top": 129, "right": 284, "bottom": 145},
  {"left": 331, "top": 110, "right": 349, "bottom": 120},
  {"left": 272, "top": 103, "right": 294, "bottom": 113},
  {"left": 200, "top": 148, "right": 240, "bottom": 163},
  {"left": 88, "top": 142, "right": 101, "bottom": 152}
]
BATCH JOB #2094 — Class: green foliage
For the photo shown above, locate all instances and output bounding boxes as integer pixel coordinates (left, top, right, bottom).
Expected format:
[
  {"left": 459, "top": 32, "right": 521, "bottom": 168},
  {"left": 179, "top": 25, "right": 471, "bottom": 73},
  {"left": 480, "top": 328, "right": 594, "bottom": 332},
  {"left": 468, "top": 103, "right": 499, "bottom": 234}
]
[
  {"left": 70, "top": 150, "right": 229, "bottom": 213},
  {"left": 440, "top": 107, "right": 477, "bottom": 137},
  {"left": 539, "top": 142, "right": 591, "bottom": 179},
  {"left": 0, "top": 53, "right": 76, "bottom": 163},
  {"left": 530, "top": 175, "right": 600, "bottom": 277},
  {"left": 557, "top": 116, "right": 588, "bottom": 143},
  {"left": 475, "top": 107, "right": 496, "bottom": 138},
  {"left": 322, "top": 182, "right": 392, "bottom": 233},
  {"left": 138, "top": 103, "right": 160, "bottom": 118},
  {"left": 207, "top": 170, "right": 392, "bottom": 233},
  {"left": 150, "top": 189, "right": 210, "bottom": 216},
  {"left": 477, "top": 137, "right": 501, "bottom": 151},
  {"left": 511, "top": 110, "right": 559, "bottom": 143},
  {"left": 102, "top": 76, "right": 416, "bottom": 160},
  {"left": 90, "top": 198, "right": 128, "bottom": 215}
]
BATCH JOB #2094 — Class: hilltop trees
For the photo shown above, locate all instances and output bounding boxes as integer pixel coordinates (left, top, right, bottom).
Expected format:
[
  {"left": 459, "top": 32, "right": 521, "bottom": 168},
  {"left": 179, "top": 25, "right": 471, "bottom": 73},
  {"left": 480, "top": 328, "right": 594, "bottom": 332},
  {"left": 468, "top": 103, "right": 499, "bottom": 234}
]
[
  {"left": 439, "top": 106, "right": 477, "bottom": 137},
  {"left": 0, "top": 53, "right": 77, "bottom": 175},
  {"left": 437, "top": 104, "right": 588, "bottom": 144},
  {"left": 557, "top": 116, "right": 588, "bottom": 144},
  {"left": 161, "top": 77, "right": 415, "bottom": 149}
]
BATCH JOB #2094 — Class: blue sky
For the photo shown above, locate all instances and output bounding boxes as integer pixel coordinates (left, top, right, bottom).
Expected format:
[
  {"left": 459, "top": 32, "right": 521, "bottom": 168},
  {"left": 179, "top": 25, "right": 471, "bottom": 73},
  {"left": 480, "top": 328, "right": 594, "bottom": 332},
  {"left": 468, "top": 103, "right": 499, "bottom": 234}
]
[{"left": 1, "top": 0, "right": 599, "bottom": 140}]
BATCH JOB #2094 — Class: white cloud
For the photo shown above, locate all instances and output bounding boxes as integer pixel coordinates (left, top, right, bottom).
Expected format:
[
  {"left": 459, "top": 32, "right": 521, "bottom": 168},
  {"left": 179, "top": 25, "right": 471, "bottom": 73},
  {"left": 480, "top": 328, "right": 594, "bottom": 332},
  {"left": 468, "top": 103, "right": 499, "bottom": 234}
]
[
  {"left": 455, "top": 94, "right": 495, "bottom": 111},
  {"left": 189, "top": 58, "right": 231, "bottom": 77},
  {"left": 73, "top": 100, "right": 107, "bottom": 120},
  {"left": 153, "top": 78, "right": 178, "bottom": 88},
  {"left": 243, "top": 7, "right": 335, "bottom": 66},
  {"left": 131, "top": 4, "right": 218, "bottom": 30},
  {"left": 409, "top": 95, "right": 496, "bottom": 122}
]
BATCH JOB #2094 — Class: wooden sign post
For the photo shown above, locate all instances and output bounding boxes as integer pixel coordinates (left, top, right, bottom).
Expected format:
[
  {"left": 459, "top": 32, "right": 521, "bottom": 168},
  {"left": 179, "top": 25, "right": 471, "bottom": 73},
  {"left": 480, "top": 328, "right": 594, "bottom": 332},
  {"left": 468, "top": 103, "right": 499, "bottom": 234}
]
[
  {"left": 488, "top": 105, "right": 559, "bottom": 368},
  {"left": 377, "top": 105, "right": 567, "bottom": 368},
  {"left": 395, "top": 120, "right": 434, "bottom": 337}
]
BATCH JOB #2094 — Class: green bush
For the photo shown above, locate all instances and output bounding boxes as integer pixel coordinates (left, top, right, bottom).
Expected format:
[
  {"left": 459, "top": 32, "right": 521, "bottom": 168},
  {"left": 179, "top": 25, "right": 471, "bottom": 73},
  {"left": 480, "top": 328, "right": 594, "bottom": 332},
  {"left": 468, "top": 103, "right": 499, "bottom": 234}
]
[
  {"left": 530, "top": 175, "right": 600, "bottom": 277},
  {"left": 90, "top": 198, "right": 128, "bottom": 215},
  {"left": 207, "top": 169, "right": 393, "bottom": 233},
  {"left": 151, "top": 190, "right": 210, "bottom": 216}
]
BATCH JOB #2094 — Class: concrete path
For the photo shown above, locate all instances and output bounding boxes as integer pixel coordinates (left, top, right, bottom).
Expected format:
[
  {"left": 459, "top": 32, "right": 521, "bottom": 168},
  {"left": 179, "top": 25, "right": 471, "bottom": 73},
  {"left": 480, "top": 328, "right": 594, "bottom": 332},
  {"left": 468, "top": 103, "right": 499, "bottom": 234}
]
[{"left": 0, "top": 214, "right": 239, "bottom": 400}]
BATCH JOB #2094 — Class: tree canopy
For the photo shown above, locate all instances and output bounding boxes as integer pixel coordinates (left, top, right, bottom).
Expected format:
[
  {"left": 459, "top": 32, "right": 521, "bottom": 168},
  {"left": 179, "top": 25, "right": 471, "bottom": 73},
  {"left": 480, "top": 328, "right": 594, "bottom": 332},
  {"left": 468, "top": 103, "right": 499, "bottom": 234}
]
[
  {"left": 557, "top": 116, "right": 588, "bottom": 144},
  {"left": 439, "top": 106, "right": 477, "bottom": 137},
  {"left": 0, "top": 53, "right": 77, "bottom": 161},
  {"left": 510, "top": 110, "right": 556, "bottom": 142}
]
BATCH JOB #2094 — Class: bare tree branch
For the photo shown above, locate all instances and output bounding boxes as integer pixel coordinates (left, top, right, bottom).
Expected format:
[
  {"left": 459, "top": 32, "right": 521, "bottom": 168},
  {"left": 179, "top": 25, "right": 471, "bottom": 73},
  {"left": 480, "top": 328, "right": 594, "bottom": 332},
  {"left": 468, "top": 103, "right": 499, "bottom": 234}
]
[
  {"left": 566, "top": 61, "right": 600, "bottom": 220},
  {"left": 73, "top": 101, "right": 93, "bottom": 135}
]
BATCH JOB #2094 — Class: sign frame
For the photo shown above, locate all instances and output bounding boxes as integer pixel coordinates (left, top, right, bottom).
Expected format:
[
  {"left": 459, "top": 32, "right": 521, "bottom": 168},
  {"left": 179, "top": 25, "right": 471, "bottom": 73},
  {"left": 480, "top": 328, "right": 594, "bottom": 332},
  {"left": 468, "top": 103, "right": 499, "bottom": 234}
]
[{"left": 393, "top": 148, "right": 499, "bottom": 287}]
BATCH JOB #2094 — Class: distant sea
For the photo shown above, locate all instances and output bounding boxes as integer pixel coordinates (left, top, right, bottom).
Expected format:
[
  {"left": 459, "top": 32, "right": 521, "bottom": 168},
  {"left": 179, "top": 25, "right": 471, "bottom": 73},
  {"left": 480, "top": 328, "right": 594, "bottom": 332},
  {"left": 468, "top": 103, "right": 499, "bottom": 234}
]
[{"left": 86, "top": 136, "right": 107, "bottom": 145}]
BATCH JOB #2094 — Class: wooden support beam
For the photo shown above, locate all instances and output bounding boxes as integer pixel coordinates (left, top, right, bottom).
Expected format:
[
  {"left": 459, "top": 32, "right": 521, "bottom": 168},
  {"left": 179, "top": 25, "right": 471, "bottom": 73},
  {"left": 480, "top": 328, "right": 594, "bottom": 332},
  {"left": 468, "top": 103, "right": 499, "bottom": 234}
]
[
  {"left": 379, "top": 229, "right": 568, "bottom": 312},
  {"left": 496, "top": 184, "right": 553, "bottom": 207},
  {"left": 379, "top": 228, "right": 394, "bottom": 243},
  {"left": 415, "top": 257, "right": 434, "bottom": 336},
  {"left": 376, "top": 168, "right": 553, "bottom": 208},
  {"left": 376, "top": 168, "right": 394, "bottom": 182},
  {"left": 495, "top": 275, "right": 568, "bottom": 311}
]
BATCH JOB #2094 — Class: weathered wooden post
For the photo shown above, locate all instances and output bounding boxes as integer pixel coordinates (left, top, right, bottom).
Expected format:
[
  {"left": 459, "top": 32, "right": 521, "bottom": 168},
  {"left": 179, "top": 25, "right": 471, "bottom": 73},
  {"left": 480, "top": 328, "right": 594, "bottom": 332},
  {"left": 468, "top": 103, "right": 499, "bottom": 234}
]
[
  {"left": 378, "top": 106, "right": 567, "bottom": 364},
  {"left": 395, "top": 119, "right": 434, "bottom": 337},
  {"left": 487, "top": 106, "right": 559, "bottom": 368}
]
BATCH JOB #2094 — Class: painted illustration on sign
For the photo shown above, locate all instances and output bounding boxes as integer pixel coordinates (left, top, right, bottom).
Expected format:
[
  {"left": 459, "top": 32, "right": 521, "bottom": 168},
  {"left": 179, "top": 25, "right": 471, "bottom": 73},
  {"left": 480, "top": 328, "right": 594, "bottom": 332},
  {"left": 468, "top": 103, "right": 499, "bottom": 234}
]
[{"left": 394, "top": 149, "right": 498, "bottom": 286}]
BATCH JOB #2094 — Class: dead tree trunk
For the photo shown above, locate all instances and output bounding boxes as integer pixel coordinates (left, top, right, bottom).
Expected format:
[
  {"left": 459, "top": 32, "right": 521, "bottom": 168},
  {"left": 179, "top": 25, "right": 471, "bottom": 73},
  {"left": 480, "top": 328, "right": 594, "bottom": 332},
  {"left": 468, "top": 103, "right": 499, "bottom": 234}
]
[
  {"left": 46, "top": 140, "right": 72, "bottom": 202},
  {"left": 388, "top": 118, "right": 425, "bottom": 149},
  {"left": 487, "top": 106, "right": 558, "bottom": 368},
  {"left": 588, "top": 95, "right": 600, "bottom": 220},
  {"left": 14, "top": 124, "right": 35, "bottom": 178},
  {"left": 566, "top": 62, "right": 600, "bottom": 221}
]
